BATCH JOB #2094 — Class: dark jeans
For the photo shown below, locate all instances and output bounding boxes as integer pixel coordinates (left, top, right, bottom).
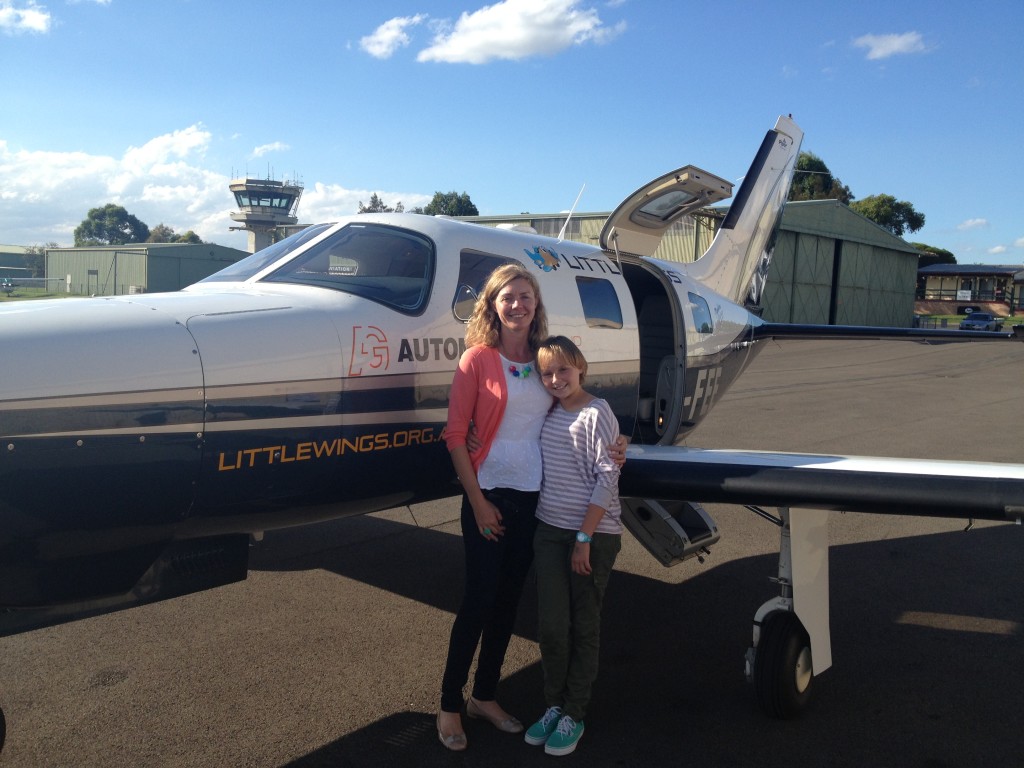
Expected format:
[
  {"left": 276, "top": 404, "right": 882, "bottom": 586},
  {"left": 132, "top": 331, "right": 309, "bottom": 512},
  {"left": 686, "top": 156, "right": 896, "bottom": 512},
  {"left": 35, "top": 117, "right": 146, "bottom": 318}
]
[
  {"left": 533, "top": 520, "right": 620, "bottom": 722},
  {"left": 440, "top": 487, "right": 539, "bottom": 712}
]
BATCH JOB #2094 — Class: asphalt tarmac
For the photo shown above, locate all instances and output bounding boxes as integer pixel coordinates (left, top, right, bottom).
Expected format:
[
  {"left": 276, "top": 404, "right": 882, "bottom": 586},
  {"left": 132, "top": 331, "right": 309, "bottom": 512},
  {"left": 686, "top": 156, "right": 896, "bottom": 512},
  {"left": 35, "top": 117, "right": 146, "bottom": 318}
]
[{"left": 2, "top": 338, "right": 1022, "bottom": 767}]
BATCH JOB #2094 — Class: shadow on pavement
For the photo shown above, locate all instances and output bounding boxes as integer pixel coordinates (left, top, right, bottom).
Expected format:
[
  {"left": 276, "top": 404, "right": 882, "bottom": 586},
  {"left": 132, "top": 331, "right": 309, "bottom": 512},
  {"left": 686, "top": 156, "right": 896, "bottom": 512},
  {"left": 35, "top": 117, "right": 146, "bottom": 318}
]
[{"left": 252, "top": 512, "right": 1023, "bottom": 768}]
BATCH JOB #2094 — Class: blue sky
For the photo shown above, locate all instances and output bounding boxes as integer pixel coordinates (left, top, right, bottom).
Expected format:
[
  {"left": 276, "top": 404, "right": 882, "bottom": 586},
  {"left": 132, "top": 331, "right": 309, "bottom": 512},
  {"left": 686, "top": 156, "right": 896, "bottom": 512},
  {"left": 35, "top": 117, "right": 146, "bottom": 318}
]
[{"left": 1, "top": 0, "right": 1021, "bottom": 264}]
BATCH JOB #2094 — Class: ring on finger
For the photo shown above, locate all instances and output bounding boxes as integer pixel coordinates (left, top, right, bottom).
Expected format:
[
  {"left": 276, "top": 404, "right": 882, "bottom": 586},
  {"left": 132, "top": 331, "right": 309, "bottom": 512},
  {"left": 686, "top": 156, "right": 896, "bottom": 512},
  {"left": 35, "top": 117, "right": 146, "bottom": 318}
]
[{"left": 482, "top": 527, "right": 492, "bottom": 536}]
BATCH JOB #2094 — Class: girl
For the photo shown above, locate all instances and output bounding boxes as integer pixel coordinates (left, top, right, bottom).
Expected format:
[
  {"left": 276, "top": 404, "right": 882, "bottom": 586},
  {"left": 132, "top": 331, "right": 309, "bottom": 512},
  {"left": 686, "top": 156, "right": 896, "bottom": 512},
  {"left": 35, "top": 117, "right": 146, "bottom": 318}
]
[{"left": 525, "top": 336, "right": 623, "bottom": 757}]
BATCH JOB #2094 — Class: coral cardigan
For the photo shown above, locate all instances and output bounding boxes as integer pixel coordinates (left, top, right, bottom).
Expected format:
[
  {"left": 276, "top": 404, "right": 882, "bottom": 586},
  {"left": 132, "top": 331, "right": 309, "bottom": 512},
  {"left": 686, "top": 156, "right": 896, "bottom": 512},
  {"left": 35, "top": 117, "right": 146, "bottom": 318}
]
[{"left": 445, "top": 345, "right": 507, "bottom": 474}]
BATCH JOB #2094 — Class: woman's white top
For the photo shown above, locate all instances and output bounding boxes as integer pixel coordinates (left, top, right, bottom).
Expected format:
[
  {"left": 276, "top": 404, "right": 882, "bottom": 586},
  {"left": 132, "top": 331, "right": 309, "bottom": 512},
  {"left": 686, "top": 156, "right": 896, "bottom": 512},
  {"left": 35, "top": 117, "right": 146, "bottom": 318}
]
[{"left": 477, "top": 354, "right": 551, "bottom": 492}]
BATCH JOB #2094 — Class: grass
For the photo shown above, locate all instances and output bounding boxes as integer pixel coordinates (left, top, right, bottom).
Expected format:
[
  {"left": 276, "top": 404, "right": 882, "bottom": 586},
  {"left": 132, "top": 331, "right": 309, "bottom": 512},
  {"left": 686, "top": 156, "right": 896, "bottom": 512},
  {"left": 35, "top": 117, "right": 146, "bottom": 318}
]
[{"left": 0, "top": 287, "right": 79, "bottom": 301}]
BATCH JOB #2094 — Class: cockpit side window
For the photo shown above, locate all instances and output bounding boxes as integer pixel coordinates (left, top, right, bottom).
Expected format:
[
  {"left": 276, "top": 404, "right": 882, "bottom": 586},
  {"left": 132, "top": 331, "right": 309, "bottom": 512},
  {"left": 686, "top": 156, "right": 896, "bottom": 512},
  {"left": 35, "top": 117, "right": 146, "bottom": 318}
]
[
  {"left": 261, "top": 223, "right": 434, "bottom": 314},
  {"left": 452, "top": 250, "right": 517, "bottom": 322}
]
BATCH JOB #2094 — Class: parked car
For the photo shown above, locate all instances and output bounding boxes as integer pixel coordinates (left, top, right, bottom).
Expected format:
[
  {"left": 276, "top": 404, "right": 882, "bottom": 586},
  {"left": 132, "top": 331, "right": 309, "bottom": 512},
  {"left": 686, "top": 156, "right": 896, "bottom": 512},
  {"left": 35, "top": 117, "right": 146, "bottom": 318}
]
[{"left": 959, "top": 311, "right": 1003, "bottom": 331}]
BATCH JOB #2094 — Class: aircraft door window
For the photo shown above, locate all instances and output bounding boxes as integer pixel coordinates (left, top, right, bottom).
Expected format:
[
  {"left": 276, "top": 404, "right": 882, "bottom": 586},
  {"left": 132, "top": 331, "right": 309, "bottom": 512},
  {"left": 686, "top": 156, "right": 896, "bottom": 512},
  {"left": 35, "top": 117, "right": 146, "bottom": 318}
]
[
  {"left": 577, "top": 276, "right": 623, "bottom": 329},
  {"left": 452, "top": 250, "right": 517, "bottom": 322},
  {"left": 261, "top": 224, "right": 435, "bottom": 315},
  {"left": 688, "top": 292, "right": 713, "bottom": 334}
]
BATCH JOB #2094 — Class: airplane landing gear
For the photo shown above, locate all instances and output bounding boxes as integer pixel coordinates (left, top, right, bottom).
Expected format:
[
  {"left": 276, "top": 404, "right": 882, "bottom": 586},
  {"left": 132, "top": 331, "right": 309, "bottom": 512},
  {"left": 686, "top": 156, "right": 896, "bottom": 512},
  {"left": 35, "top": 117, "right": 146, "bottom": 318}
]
[
  {"left": 753, "top": 610, "right": 813, "bottom": 718},
  {"left": 744, "top": 506, "right": 831, "bottom": 719}
]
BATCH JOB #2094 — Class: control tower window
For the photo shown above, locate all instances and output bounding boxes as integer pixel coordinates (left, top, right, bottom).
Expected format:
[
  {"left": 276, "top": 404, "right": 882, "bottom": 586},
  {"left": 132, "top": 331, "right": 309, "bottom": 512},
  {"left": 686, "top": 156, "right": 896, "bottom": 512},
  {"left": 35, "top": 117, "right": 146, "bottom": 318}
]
[{"left": 234, "top": 192, "right": 294, "bottom": 209}]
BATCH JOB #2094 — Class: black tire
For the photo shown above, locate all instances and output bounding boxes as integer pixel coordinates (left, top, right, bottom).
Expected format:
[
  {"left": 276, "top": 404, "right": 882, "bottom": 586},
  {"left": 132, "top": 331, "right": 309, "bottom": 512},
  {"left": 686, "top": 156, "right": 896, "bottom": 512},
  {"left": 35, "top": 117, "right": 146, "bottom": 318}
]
[{"left": 754, "top": 610, "right": 813, "bottom": 718}]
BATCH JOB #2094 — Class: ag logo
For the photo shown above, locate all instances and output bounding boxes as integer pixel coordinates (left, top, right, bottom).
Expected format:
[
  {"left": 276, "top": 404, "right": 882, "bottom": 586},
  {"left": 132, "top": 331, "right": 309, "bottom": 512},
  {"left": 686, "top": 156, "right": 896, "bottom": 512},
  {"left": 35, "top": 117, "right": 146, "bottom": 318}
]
[{"left": 349, "top": 325, "right": 389, "bottom": 375}]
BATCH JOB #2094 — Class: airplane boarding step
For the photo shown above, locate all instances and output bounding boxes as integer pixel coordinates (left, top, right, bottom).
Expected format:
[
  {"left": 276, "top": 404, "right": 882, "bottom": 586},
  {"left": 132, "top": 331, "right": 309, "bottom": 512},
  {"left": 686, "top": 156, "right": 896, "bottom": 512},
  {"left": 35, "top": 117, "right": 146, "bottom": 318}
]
[{"left": 620, "top": 499, "right": 721, "bottom": 567}]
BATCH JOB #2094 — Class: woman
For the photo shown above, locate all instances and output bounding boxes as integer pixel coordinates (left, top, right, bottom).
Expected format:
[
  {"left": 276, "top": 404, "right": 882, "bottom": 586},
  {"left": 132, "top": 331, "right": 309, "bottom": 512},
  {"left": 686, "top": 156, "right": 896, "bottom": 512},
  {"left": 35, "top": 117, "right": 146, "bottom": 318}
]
[{"left": 437, "top": 264, "right": 624, "bottom": 751}]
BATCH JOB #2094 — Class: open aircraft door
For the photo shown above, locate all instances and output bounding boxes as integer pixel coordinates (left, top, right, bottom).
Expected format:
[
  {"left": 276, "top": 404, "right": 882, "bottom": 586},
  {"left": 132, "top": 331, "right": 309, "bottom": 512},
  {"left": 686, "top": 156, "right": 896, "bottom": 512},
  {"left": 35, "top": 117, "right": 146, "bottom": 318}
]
[
  {"left": 601, "top": 166, "right": 733, "bottom": 566},
  {"left": 601, "top": 163, "right": 733, "bottom": 444}
]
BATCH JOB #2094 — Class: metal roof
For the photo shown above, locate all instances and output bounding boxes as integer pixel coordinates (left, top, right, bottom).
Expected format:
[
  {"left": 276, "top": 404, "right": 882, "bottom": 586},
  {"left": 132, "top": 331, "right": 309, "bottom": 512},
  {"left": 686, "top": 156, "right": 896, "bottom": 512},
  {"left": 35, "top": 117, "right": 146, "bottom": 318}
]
[{"left": 918, "top": 264, "right": 1024, "bottom": 277}]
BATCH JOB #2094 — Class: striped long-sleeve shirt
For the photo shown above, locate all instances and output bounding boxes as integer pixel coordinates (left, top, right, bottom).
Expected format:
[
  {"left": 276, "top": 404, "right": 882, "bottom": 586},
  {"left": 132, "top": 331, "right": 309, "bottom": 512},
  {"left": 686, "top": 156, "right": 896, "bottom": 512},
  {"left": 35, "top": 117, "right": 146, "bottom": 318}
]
[{"left": 536, "top": 398, "right": 622, "bottom": 534}]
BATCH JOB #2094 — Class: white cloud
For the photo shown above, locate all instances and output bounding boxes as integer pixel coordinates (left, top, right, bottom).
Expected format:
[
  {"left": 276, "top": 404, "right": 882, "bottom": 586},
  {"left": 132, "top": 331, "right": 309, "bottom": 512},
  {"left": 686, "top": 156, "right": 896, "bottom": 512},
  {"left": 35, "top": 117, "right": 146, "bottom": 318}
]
[
  {"left": 0, "top": 1, "right": 51, "bottom": 33},
  {"left": 299, "top": 182, "right": 432, "bottom": 221},
  {"left": 251, "top": 141, "right": 291, "bottom": 158},
  {"left": 852, "top": 32, "right": 926, "bottom": 61},
  {"left": 987, "top": 245, "right": 1007, "bottom": 255},
  {"left": 417, "top": 0, "right": 625, "bottom": 65},
  {"left": 0, "top": 127, "right": 241, "bottom": 246},
  {"left": 957, "top": 218, "right": 988, "bottom": 231},
  {"left": 1015, "top": 236, "right": 1024, "bottom": 248},
  {"left": 360, "top": 14, "right": 427, "bottom": 59},
  {"left": 0, "top": 128, "right": 436, "bottom": 249}
]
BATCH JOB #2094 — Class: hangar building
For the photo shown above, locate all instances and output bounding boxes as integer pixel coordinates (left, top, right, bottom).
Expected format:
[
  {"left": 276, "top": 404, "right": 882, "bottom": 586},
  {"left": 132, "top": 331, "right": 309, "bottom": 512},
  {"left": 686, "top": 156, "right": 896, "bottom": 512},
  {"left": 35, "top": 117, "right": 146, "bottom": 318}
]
[
  {"left": 0, "top": 245, "right": 34, "bottom": 280},
  {"left": 45, "top": 243, "right": 249, "bottom": 296},
  {"left": 467, "top": 199, "right": 921, "bottom": 327}
]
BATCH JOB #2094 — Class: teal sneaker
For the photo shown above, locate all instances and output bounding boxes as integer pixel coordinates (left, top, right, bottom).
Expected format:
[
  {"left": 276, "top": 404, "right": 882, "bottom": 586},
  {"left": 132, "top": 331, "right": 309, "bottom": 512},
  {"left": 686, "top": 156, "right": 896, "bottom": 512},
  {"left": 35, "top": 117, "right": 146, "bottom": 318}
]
[
  {"left": 544, "top": 715, "right": 584, "bottom": 756},
  {"left": 524, "top": 706, "right": 561, "bottom": 746}
]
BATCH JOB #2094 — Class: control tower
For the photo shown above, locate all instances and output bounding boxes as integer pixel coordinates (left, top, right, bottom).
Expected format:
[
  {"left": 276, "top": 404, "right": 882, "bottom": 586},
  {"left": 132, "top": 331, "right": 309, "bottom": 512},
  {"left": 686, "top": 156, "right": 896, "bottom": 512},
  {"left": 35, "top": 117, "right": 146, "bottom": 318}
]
[{"left": 229, "top": 177, "right": 304, "bottom": 252}]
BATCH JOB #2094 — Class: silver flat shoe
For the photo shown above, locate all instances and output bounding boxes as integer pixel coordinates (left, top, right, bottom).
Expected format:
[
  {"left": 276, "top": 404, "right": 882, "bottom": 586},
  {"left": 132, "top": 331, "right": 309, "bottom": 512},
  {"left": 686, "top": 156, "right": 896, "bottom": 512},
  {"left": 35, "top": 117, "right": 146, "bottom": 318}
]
[
  {"left": 437, "top": 715, "right": 467, "bottom": 751},
  {"left": 467, "top": 697, "right": 524, "bottom": 734}
]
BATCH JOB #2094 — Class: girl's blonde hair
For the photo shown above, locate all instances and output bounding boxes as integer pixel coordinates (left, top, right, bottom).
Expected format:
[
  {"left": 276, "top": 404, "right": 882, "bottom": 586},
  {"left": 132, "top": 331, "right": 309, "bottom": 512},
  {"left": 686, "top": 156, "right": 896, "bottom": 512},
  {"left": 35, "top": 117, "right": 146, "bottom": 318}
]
[
  {"left": 465, "top": 263, "right": 548, "bottom": 350},
  {"left": 536, "top": 335, "right": 587, "bottom": 385}
]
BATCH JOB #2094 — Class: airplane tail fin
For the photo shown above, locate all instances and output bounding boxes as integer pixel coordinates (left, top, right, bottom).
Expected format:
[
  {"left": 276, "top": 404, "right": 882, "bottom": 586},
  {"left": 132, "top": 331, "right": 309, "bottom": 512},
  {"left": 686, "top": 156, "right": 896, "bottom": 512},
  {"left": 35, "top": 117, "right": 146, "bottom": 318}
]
[{"left": 687, "top": 115, "right": 803, "bottom": 306}]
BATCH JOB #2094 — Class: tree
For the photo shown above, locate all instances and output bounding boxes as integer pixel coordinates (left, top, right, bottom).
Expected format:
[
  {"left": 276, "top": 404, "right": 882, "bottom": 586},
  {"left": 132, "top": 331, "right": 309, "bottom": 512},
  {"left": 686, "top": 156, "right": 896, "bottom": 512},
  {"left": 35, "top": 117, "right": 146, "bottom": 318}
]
[
  {"left": 850, "top": 194, "right": 925, "bottom": 237},
  {"left": 911, "top": 242, "right": 956, "bottom": 268},
  {"left": 147, "top": 223, "right": 205, "bottom": 244},
  {"left": 358, "top": 193, "right": 404, "bottom": 213},
  {"left": 788, "top": 152, "right": 853, "bottom": 203},
  {"left": 74, "top": 204, "right": 150, "bottom": 246},
  {"left": 24, "top": 242, "right": 58, "bottom": 278},
  {"left": 147, "top": 223, "right": 176, "bottom": 243},
  {"left": 176, "top": 230, "right": 204, "bottom": 244},
  {"left": 413, "top": 191, "right": 479, "bottom": 217}
]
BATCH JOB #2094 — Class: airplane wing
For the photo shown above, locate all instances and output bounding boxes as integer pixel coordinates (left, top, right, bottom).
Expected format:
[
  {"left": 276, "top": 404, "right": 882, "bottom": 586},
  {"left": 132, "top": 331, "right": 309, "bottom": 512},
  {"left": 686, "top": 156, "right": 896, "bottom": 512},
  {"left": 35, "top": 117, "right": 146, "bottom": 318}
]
[
  {"left": 753, "top": 321, "right": 1024, "bottom": 343},
  {"left": 620, "top": 444, "right": 1024, "bottom": 523}
]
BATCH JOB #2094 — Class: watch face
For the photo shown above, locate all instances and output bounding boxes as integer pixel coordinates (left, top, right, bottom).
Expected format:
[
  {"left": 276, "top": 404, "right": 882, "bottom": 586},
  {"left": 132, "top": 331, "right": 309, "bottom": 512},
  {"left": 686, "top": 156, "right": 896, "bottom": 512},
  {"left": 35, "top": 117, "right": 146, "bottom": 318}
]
[{"left": 576, "top": 531, "right": 590, "bottom": 543}]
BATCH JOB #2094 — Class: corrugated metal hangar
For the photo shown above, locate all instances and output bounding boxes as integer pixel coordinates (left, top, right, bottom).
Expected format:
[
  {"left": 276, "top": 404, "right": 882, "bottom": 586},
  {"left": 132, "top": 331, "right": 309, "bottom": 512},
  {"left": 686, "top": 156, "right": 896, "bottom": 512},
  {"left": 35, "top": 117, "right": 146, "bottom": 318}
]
[
  {"left": 763, "top": 200, "right": 919, "bottom": 326},
  {"left": 45, "top": 243, "right": 248, "bottom": 296},
  {"left": 467, "top": 199, "right": 920, "bottom": 328}
]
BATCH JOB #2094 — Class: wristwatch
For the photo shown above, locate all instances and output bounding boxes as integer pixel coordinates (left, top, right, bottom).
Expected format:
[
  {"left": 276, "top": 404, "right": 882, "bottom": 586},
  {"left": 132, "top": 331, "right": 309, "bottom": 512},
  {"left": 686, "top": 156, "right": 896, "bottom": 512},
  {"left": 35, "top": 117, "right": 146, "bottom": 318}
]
[{"left": 575, "top": 531, "right": 592, "bottom": 544}]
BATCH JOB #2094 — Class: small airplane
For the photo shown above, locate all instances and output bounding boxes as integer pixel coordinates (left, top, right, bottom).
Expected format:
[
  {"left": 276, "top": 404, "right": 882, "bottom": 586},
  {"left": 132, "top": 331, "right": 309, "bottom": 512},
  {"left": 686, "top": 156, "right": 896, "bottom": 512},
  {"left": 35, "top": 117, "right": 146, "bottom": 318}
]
[{"left": 1, "top": 115, "right": 1022, "bottom": 750}]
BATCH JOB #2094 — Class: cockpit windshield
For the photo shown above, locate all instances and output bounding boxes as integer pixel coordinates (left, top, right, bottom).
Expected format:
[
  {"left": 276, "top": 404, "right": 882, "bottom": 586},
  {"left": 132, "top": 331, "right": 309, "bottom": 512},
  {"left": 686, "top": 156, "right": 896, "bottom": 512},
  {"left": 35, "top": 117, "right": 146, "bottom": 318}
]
[
  {"left": 200, "top": 223, "right": 334, "bottom": 283},
  {"left": 261, "top": 222, "right": 434, "bottom": 314}
]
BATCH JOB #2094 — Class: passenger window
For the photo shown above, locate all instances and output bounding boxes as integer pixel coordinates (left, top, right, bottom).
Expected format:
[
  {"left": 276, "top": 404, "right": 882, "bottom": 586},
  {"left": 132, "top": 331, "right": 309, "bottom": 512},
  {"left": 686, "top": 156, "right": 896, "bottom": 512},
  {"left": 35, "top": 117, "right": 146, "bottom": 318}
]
[
  {"left": 577, "top": 277, "right": 623, "bottom": 329},
  {"left": 688, "top": 292, "right": 713, "bottom": 334},
  {"left": 261, "top": 223, "right": 433, "bottom": 315},
  {"left": 452, "top": 250, "right": 517, "bottom": 322}
]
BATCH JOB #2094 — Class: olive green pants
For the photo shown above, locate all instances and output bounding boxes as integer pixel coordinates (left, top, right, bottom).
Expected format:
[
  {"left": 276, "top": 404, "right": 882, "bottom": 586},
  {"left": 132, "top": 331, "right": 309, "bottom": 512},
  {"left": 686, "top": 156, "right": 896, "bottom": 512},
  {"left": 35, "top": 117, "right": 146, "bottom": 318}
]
[{"left": 533, "top": 520, "right": 620, "bottom": 722}]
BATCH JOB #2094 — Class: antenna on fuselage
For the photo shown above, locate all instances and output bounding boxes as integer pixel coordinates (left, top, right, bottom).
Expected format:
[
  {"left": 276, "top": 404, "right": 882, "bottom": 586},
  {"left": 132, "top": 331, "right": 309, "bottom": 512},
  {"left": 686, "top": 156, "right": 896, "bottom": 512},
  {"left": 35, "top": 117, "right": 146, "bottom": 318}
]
[{"left": 556, "top": 183, "right": 586, "bottom": 243}]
